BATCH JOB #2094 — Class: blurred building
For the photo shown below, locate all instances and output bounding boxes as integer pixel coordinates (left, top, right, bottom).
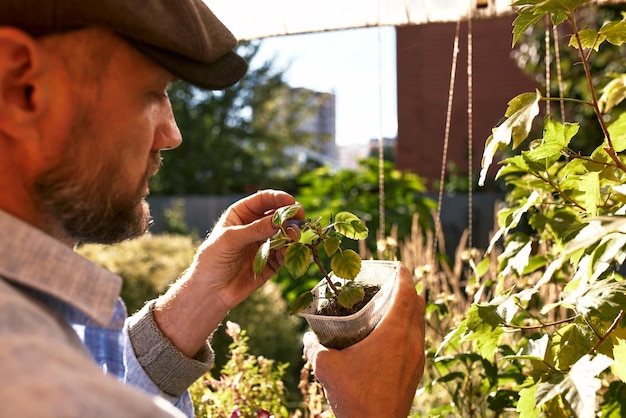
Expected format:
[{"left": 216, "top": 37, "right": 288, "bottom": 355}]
[
  {"left": 276, "top": 87, "right": 339, "bottom": 167},
  {"left": 395, "top": 16, "right": 538, "bottom": 189}
]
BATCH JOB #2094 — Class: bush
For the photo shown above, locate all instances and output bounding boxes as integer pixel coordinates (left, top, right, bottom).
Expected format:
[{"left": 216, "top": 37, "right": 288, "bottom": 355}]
[
  {"left": 190, "top": 321, "right": 291, "bottom": 418},
  {"left": 77, "top": 234, "right": 196, "bottom": 314},
  {"left": 210, "top": 281, "right": 305, "bottom": 407}
]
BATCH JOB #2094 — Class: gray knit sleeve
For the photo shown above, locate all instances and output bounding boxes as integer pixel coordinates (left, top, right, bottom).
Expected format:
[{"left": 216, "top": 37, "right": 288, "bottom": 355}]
[{"left": 127, "top": 300, "right": 214, "bottom": 397}]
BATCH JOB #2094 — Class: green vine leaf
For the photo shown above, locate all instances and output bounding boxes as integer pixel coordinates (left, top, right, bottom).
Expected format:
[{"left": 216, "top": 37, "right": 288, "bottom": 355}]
[
  {"left": 517, "top": 385, "right": 540, "bottom": 418},
  {"left": 525, "top": 118, "right": 579, "bottom": 163},
  {"left": 599, "top": 77, "right": 626, "bottom": 114},
  {"left": 512, "top": 0, "right": 590, "bottom": 30},
  {"left": 330, "top": 249, "right": 362, "bottom": 280},
  {"left": 571, "top": 28, "right": 603, "bottom": 51},
  {"left": 599, "top": 13, "right": 626, "bottom": 46},
  {"left": 512, "top": 5, "right": 545, "bottom": 47},
  {"left": 535, "top": 354, "right": 613, "bottom": 418},
  {"left": 337, "top": 282, "right": 366, "bottom": 309},
  {"left": 581, "top": 171, "right": 600, "bottom": 217},
  {"left": 333, "top": 212, "right": 368, "bottom": 239},
  {"left": 612, "top": 338, "right": 626, "bottom": 383},
  {"left": 488, "top": 191, "right": 541, "bottom": 253},
  {"left": 480, "top": 90, "right": 541, "bottom": 186},
  {"left": 605, "top": 110, "right": 626, "bottom": 153},
  {"left": 461, "top": 304, "right": 505, "bottom": 360},
  {"left": 284, "top": 242, "right": 311, "bottom": 279},
  {"left": 575, "top": 280, "right": 626, "bottom": 323}
]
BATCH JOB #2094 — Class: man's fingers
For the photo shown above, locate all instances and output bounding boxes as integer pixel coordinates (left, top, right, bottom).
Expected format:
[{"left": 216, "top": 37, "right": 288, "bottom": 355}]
[{"left": 230, "top": 190, "right": 296, "bottom": 224}]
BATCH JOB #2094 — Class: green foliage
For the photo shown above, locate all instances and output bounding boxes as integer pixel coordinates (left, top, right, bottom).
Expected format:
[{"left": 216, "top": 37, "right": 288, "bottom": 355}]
[
  {"left": 254, "top": 203, "right": 369, "bottom": 311},
  {"left": 438, "top": 2, "right": 626, "bottom": 417},
  {"left": 76, "top": 234, "right": 196, "bottom": 314},
  {"left": 296, "top": 159, "right": 434, "bottom": 247},
  {"left": 151, "top": 41, "right": 325, "bottom": 195},
  {"left": 209, "top": 281, "right": 305, "bottom": 405},
  {"left": 190, "top": 321, "right": 290, "bottom": 418},
  {"left": 272, "top": 158, "right": 434, "bottom": 305},
  {"left": 162, "top": 198, "right": 192, "bottom": 236}
]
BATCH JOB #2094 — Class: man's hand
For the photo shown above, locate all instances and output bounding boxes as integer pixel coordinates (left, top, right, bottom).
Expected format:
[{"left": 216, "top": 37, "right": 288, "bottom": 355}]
[
  {"left": 152, "top": 190, "right": 302, "bottom": 358},
  {"left": 303, "top": 265, "right": 425, "bottom": 418}
]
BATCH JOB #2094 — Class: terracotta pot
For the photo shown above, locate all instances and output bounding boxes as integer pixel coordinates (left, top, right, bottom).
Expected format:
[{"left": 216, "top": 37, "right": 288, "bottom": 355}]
[{"left": 298, "top": 259, "right": 400, "bottom": 349}]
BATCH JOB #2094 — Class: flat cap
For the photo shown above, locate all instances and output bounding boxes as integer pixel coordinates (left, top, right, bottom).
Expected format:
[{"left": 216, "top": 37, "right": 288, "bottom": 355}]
[{"left": 0, "top": 0, "right": 248, "bottom": 89}]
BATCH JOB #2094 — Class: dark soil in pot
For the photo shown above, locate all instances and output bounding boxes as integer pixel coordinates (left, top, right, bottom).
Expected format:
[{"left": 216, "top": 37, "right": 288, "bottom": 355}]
[{"left": 317, "top": 285, "right": 380, "bottom": 317}]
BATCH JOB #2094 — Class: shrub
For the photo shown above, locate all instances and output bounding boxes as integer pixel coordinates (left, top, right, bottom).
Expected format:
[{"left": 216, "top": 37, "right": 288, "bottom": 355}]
[
  {"left": 190, "top": 321, "right": 290, "bottom": 418},
  {"left": 77, "top": 234, "right": 196, "bottom": 314}
]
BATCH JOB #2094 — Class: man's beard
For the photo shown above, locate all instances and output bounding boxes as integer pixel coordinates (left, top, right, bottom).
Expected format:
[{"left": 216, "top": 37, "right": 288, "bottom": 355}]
[
  {"left": 32, "top": 112, "right": 158, "bottom": 244},
  {"left": 34, "top": 171, "right": 152, "bottom": 244}
]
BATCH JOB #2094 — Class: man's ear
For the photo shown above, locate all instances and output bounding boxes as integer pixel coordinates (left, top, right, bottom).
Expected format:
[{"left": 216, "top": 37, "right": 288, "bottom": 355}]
[{"left": 0, "top": 27, "right": 46, "bottom": 140}]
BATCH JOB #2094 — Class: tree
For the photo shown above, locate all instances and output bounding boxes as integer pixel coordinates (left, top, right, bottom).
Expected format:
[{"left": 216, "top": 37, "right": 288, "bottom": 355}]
[{"left": 150, "top": 41, "right": 326, "bottom": 195}]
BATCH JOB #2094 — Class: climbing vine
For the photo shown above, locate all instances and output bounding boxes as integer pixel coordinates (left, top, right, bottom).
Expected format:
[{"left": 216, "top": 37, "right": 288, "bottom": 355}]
[{"left": 438, "top": 1, "right": 626, "bottom": 417}]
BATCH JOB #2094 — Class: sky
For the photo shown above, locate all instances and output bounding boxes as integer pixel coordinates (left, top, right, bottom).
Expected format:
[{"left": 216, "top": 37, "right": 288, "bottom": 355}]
[{"left": 252, "top": 26, "right": 398, "bottom": 146}]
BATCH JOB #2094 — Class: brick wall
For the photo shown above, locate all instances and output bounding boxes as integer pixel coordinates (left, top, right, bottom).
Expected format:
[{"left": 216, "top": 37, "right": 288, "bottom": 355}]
[{"left": 395, "top": 16, "right": 538, "bottom": 189}]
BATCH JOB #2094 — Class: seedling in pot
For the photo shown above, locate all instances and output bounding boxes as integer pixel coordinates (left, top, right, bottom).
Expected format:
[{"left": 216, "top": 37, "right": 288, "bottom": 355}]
[{"left": 253, "top": 203, "right": 369, "bottom": 315}]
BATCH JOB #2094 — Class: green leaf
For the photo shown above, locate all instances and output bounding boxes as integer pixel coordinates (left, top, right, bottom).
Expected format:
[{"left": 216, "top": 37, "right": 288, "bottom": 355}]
[
  {"left": 551, "top": 321, "right": 596, "bottom": 370},
  {"left": 575, "top": 280, "right": 626, "bottom": 322},
  {"left": 599, "top": 77, "right": 626, "bottom": 114},
  {"left": 271, "top": 203, "right": 302, "bottom": 226},
  {"left": 323, "top": 236, "right": 340, "bottom": 256},
  {"left": 512, "top": 7, "right": 544, "bottom": 47},
  {"left": 517, "top": 385, "right": 540, "bottom": 418},
  {"left": 611, "top": 338, "right": 626, "bottom": 383},
  {"left": 535, "top": 355, "right": 613, "bottom": 418},
  {"left": 284, "top": 242, "right": 311, "bottom": 278},
  {"left": 330, "top": 249, "right": 362, "bottom": 280},
  {"left": 462, "top": 304, "right": 505, "bottom": 359},
  {"left": 337, "top": 282, "right": 366, "bottom": 309},
  {"left": 333, "top": 212, "right": 368, "bottom": 240},
  {"left": 488, "top": 191, "right": 542, "bottom": 253},
  {"left": 600, "top": 381, "right": 626, "bottom": 417},
  {"left": 570, "top": 28, "right": 604, "bottom": 51},
  {"left": 526, "top": 118, "right": 579, "bottom": 162},
  {"left": 581, "top": 171, "right": 600, "bottom": 217},
  {"left": 600, "top": 14, "right": 626, "bottom": 46},
  {"left": 479, "top": 90, "right": 541, "bottom": 186},
  {"left": 606, "top": 110, "right": 626, "bottom": 153},
  {"left": 289, "top": 291, "right": 314, "bottom": 315},
  {"left": 504, "top": 334, "right": 550, "bottom": 362},
  {"left": 253, "top": 239, "right": 271, "bottom": 274}
]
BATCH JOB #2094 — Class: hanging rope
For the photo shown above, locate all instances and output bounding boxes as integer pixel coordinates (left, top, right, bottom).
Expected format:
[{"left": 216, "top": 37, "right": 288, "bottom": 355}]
[
  {"left": 553, "top": 24, "right": 566, "bottom": 122},
  {"left": 545, "top": 15, "right": 552, "bottom": 117},
  {"left": 376, "top": 24, "right": 386, "bottom": 259},
  {"left": 467, "top": 15, "right": 474, "bottom": 250},
  {"left": 434, "top": 18, "right": 461, "bottom": 255}
]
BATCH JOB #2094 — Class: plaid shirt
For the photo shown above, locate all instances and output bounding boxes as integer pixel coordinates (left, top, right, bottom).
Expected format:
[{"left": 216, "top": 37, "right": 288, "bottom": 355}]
[{"left": 0, "top": 209, "right": 210, "bottom": 417}]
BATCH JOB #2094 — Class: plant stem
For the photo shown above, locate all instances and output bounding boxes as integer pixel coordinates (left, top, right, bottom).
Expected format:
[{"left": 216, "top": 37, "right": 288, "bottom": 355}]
[
  {"left": 504, "top": 316, "right": 577, "bottom": 330},
  {"left": 570, "top": 13, "right": 626, "bottom": 172},
  {"left": 309, "top": 243, "right": 340, "bottom": 295},
  {"left": 588, "top": 310, "right": 624, "bottom": 355}
]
